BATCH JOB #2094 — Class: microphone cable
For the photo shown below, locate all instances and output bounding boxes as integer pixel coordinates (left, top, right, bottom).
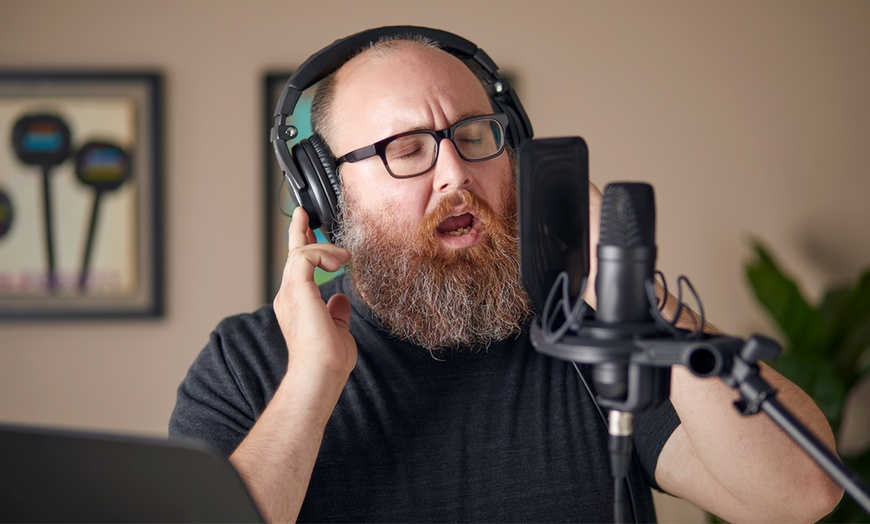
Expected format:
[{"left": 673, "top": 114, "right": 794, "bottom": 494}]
[{"left": 571, "top": 360, "right": 639, "bottom": 524}]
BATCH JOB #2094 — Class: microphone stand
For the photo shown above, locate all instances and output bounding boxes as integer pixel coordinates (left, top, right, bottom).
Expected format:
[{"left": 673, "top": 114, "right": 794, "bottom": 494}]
[{"left": 530, "top": 321, "right": 870, "bottom": 520}]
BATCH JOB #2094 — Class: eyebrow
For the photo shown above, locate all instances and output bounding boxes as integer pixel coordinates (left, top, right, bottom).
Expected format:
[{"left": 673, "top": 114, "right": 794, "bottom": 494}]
[{"left": 398, "top": 110, "right": 491, "bottom": 134}]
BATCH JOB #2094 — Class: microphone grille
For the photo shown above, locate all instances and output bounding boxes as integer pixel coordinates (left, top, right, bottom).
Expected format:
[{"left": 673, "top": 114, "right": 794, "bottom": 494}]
[{"left": 599, "top": 183, "right": 655, "bottom": 247}]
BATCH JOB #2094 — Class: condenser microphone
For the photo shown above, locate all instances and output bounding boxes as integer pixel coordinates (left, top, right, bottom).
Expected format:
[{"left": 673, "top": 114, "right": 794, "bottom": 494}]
[
  {"left": 592, "top": 183, "right": 657, "bottom": 402},
  {"left": 528, "top": 182, "right": 870, "bottom": 522},
  {"left": 591, "top": 183, "right": 658, "bottom": 524}
]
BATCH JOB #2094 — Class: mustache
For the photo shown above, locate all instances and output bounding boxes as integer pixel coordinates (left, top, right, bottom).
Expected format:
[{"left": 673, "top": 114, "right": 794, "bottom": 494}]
[{"left": 419, "top": 189, "right": 497, "bottom": 238}]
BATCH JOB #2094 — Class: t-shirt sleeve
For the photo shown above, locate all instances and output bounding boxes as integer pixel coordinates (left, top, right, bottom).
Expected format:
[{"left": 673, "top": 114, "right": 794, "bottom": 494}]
[
  {"left": 632, "top": 397, "right": 681, "bottom": 492},
  {"left": 168, "top": 306, "right": 287, "bottom": 457}
]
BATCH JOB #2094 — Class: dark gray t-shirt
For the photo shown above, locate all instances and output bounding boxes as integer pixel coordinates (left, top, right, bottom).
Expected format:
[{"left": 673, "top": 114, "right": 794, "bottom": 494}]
[{"left": 169, "top": 275, "right": 679, "bottom": 522}]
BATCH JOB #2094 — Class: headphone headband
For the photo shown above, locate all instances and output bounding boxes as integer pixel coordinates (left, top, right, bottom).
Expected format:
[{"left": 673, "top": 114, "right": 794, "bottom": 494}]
[
  {"left": 275, "top": 26, "right": 489, "bottom": 119},
  {"left": 272, "top": 25, "right": 532, "bottom": 137}
]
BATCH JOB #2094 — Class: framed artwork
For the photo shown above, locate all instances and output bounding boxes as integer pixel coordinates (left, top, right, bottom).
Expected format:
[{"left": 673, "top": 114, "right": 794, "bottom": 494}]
[
  {"left": 0, "top": 71, "right": 163, "bottom": 319},
  {"left": 263, "top": 72, "right": 340, "bottom": 304}
]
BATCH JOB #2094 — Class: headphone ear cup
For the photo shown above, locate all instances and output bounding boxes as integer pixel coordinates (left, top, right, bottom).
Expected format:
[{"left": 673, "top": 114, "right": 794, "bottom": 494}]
[
  {"left": 291, "top": 139, "right": 332, "bottom": 239},
  {"left": 308, "top": 134, "right": 342, "bottom": 208},
  {"left": 294, "top": 137, "right": 339, "bottom": 241}
]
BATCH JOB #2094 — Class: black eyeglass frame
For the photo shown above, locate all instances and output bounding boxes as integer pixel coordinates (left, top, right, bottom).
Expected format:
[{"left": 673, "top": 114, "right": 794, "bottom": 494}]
[{"left": 334, "top": 113, "right": 510, "bottom": 179}]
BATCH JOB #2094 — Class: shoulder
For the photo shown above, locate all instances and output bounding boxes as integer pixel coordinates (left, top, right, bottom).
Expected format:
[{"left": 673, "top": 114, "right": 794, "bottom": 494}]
[
  {"left": 191, "top": 304, "right": 288, "bottom": 394},
  {"left": 211, "top": 304, "right": 284, "bottom": 353},
  {"left": 204, "top": 275, "right": 354, "bottom": 378},
  {"left": 208, "top": 274, "right": 353, "bottom": 373},
  {"left": 196, "top": 306, "right": 284, "bottom": 380},
  {"left": 169, "top": 305, "right": 285, "bottom": 453}
]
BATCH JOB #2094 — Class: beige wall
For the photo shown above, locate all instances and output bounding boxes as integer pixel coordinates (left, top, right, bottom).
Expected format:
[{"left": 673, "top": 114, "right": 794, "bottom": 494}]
[{"left": 1, "top": 1, "right": 868, "bottom": 521}]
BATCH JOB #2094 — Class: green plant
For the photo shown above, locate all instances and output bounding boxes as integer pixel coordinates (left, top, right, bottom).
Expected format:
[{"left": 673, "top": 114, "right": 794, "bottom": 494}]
[{"left": 745, "top": 238, "right": 870, "bottom": 522}]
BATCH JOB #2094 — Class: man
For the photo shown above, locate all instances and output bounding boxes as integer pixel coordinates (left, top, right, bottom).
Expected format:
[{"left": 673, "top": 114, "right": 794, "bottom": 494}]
[{"left": 170, "top": 30, "right": 843, "bottom": 523}]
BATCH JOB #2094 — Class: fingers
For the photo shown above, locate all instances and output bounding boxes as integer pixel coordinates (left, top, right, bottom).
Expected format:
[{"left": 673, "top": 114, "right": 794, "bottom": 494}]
[
  {"left": 585, "top": 181, "right": 602, "bottom": 309},
  {"left": 281, "top": 207, "right": 349, "bottom": 288},
  {"left": 288, "top": 207, "right": 316, "bottom": 249},
  {"left": 588, "top": 180, "right": 602, "bottom": 195},
  {"left": 588, "top": 180, "right": 602, "bottom": 213},
  {"left": 326, "top": 294, "right": 352, "bottom": 331},
  {"left": 274, "top": 210, "right": 357, "bottom": 380}
]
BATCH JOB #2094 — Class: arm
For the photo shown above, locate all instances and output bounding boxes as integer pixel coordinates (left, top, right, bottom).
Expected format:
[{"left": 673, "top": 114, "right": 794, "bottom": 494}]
[
  {"left": 658, "top": 360, "right": 843, "bottom": 522},
  {"left": 655, "top": 298, "right": 843, "bottom": 521},
  {"left": 583, "top": 182, "right": 844, "bottom": 522},
  {"left": 230, "top": 207, "right": 356, "bottom": 523}
]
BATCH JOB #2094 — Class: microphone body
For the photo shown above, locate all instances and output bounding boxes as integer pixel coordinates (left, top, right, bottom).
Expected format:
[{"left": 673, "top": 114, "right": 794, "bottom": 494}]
[
  {"left": 595, "top": 243, "right": 657, "bottom": 326},
  {"left": 592, "top": 183, "right": 658, "bottom": 402},
  {"left": 591, "top": 183, "right": 661, "bottom": 524}
]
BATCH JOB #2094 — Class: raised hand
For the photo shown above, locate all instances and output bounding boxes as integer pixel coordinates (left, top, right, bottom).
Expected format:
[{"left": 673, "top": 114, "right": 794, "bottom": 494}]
[
  {"left": 273, "top": 206, "right": 357, "bottom": 379},
  {"left": 231, "top": 206, "right": 356, "bottom": 523}
]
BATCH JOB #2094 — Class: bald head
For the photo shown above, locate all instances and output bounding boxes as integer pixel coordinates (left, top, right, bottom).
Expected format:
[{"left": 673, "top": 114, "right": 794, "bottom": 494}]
[{"left": 311, "top": 37, "right": 492, "bottom": 158}]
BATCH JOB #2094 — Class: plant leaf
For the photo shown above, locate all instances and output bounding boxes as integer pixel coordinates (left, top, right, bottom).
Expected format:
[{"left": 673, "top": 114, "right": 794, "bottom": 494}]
[
  {"left": 820, "top": 270, "right": 870, "bottom": 382},
  {"left": 854, "top": 359, "right": 870, "bottom": 392},
  {"left": 745, "top": 239, "right": 870, "bottom": 522},
  {"left": 771, "top": 352, "right": 845, "bottom": 432},
  {"left": 745, "top": 239, "right": 826, "bottom": 356}
]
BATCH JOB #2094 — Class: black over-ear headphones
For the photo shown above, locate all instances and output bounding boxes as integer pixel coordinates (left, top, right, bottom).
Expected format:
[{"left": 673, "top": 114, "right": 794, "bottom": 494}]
[{"left": 270, "top": 25, "right": 534, "bottom": 242}]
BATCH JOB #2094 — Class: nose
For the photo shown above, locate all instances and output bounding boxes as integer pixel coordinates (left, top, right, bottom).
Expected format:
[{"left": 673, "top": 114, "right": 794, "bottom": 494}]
[{"left": 431, "top": 138, "right": 472, "bottom": 193}]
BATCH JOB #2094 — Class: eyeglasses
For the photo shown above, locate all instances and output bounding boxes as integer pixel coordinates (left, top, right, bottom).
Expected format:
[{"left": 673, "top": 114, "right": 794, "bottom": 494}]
[{"left": 334, "top": 113, "right": 509, "bottom": 179}]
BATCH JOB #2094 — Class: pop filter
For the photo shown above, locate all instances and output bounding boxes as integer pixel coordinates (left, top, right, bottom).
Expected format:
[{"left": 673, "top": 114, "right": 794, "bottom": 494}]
[{"left": 517, "top": 137, "right": 589, "bottom": 315}]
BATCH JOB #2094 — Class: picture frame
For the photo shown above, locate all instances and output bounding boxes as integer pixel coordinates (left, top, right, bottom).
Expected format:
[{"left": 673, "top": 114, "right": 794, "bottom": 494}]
[
  {"left": 263, "top": 71, "right": 340, "bottom": 304},
  {"left": 0, "top": 71, "right": 164, "bottom": 319}
]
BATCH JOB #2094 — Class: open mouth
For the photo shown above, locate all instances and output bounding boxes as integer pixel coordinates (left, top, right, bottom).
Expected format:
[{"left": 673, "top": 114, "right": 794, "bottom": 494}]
[{"left": 436, "top": 212, "right": 475, "bottom": 237}]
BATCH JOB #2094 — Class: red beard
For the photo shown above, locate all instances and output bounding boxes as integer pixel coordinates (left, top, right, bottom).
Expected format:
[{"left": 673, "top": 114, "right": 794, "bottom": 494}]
[{"left": 335, "top": 170, "right": 532, "bottom": 353}]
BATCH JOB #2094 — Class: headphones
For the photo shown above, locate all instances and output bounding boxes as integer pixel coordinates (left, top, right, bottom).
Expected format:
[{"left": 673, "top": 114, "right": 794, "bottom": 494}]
[{"left": 270, "top": 25, "right": 534, "bottom": 242}]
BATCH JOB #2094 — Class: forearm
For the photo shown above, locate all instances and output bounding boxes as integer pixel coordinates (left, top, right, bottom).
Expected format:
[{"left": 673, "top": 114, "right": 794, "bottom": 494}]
[
  {"left": 661, "top": 357, "right": 843, "bottom": 522},
  {"left": 233, "top": 208, "right": 356, "bottom": 522},
  {"left": 652, "top": 287, "right": 842, "bottom": 520},
  {"left": 230, "top": 363, "right": 347, "bottom": 523}
]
